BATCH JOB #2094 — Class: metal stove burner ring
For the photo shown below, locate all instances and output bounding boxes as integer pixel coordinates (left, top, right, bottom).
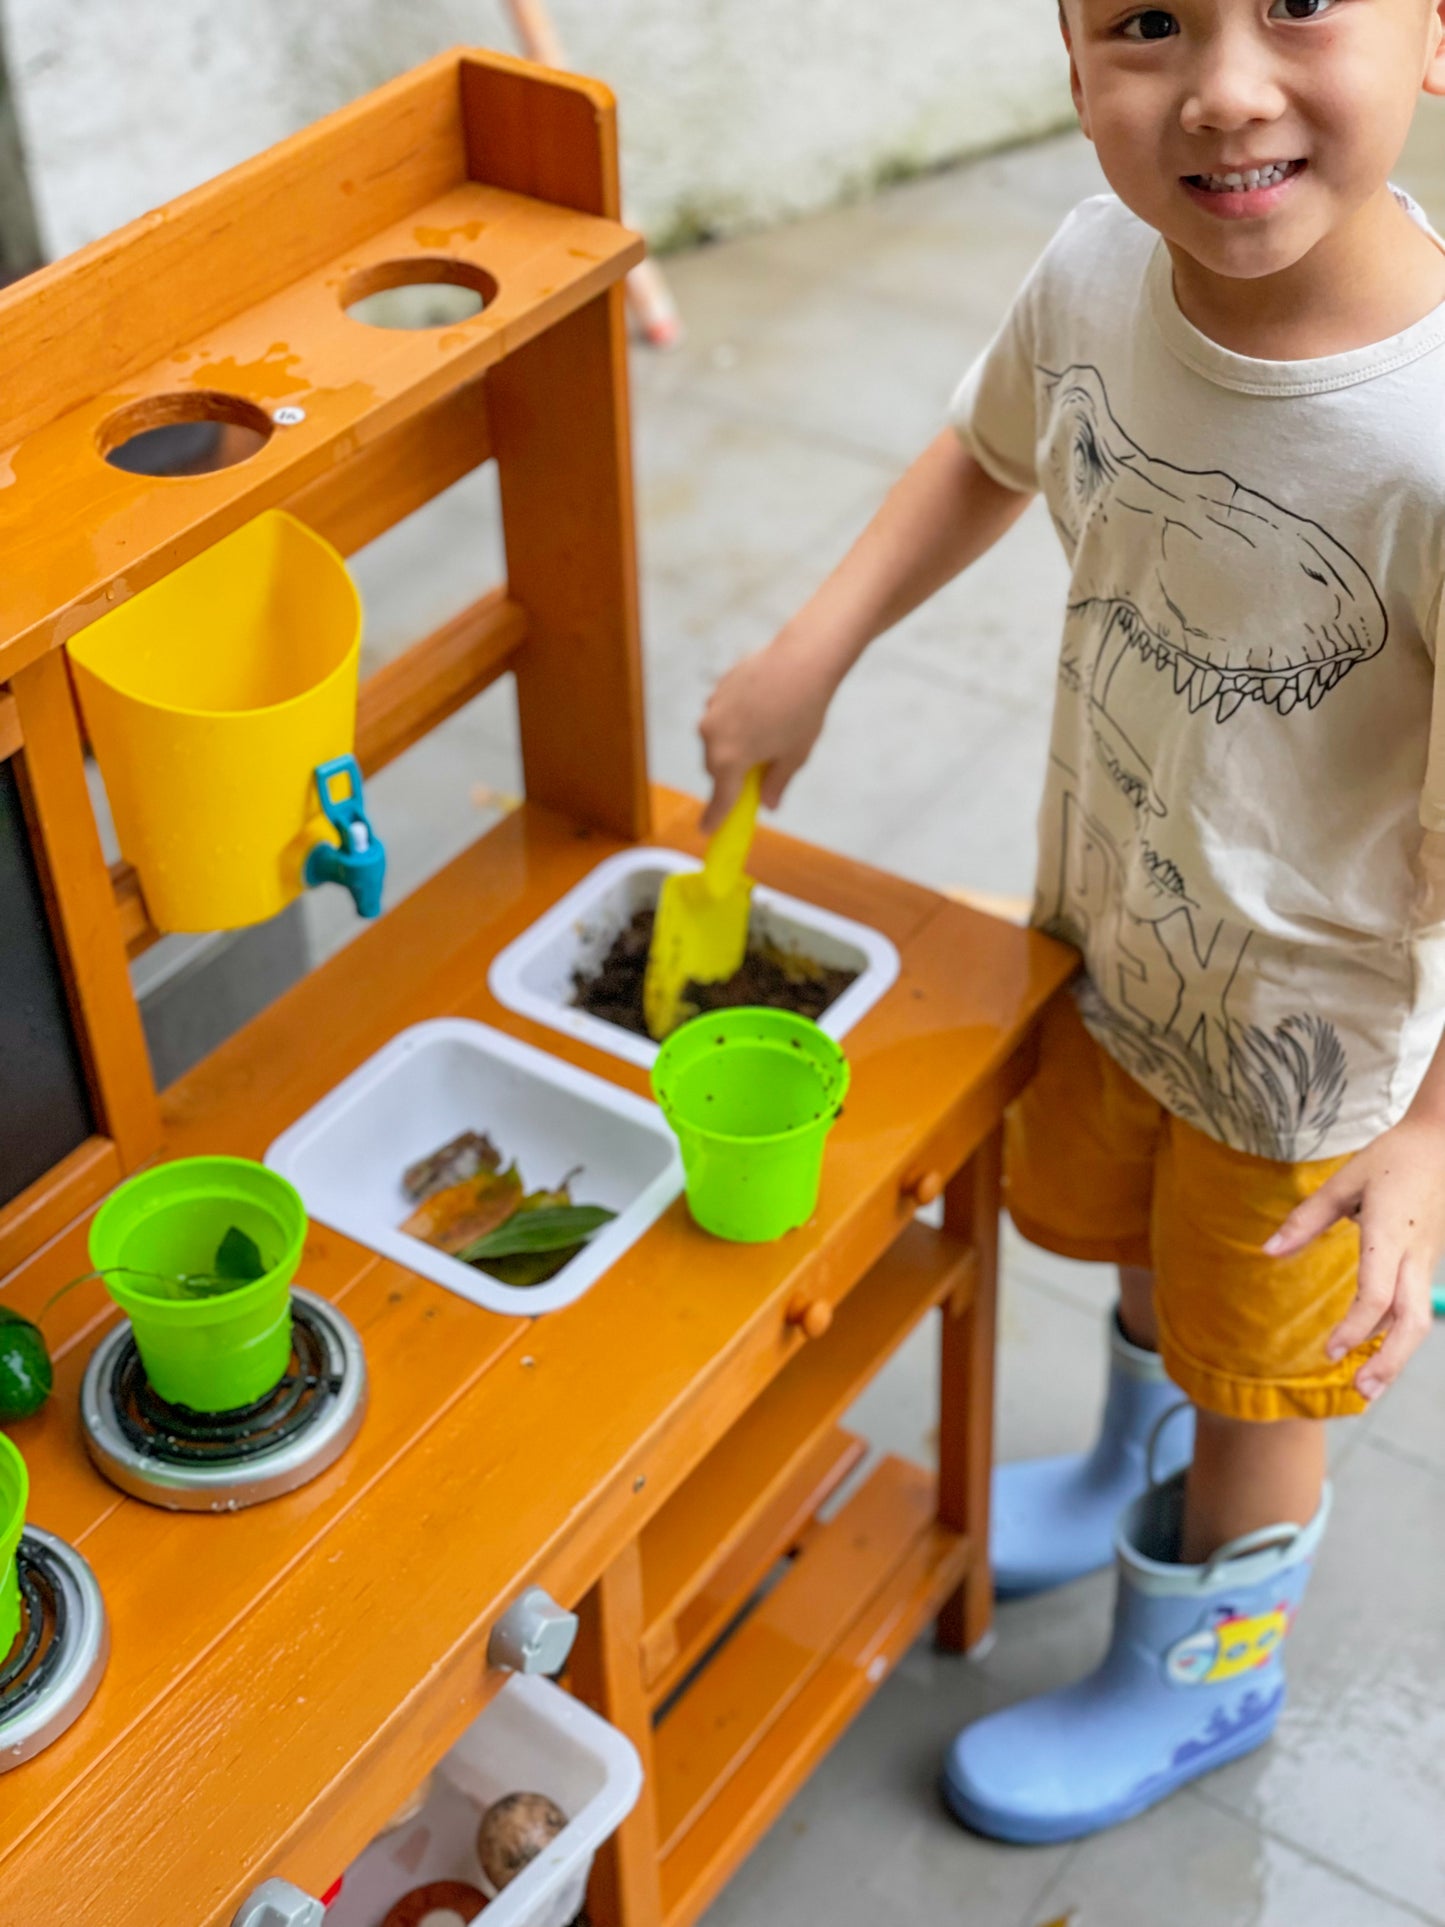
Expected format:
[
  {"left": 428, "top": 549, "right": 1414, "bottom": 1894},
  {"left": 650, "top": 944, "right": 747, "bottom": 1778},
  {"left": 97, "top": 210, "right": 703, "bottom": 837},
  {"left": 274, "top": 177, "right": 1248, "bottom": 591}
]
[
  {"left": 0, "top": 1528, "right": 108, "bottom": 1772},
  {"left": 81, "top": 1288, "right": 367, "bottom": 1511},
  {"left": 114, "top": 1305, "right": 343, "bottom": 1464},
  {"left": 0, "top": 1547, "right": 67, "bottom": 1711}
]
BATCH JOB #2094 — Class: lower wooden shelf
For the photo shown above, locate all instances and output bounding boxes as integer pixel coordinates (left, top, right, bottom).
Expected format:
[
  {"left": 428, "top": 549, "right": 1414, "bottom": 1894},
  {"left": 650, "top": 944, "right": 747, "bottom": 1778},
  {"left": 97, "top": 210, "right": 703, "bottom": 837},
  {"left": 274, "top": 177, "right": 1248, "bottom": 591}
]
[
  {"left": 654, "top": 1454, "right": 972, "bottom": 1927},
  {"left": 639, "top": 1221, "right": 975, "bottom": 1703}
]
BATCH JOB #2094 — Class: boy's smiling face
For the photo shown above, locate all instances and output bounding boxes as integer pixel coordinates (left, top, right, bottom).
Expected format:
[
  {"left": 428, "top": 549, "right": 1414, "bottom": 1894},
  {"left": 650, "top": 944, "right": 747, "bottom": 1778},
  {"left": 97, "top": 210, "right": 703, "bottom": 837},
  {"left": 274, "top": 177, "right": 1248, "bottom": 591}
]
[{"left": 1062, "top": 0, "right": 1445, "bottom": 281}]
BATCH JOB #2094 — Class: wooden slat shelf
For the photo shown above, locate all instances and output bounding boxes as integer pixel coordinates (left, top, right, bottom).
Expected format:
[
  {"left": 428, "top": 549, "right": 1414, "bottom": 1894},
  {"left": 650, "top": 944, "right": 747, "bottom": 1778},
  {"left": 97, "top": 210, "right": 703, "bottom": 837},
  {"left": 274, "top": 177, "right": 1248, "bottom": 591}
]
[
  {"left": 659, "top": 1463, "right": 972, "bottom": 1927},
  {"left": 647, "top": 1426, "right": 867, "bottom": 1707},
  {"left": 639, "top": 1222, "right": 976, "bottom": 1698},
  {"left": 655, "top": 1456, "right": 971, "bottom": 1923},
  {"left": 0, "top": 178, "right": 640, "bottom": 683}
]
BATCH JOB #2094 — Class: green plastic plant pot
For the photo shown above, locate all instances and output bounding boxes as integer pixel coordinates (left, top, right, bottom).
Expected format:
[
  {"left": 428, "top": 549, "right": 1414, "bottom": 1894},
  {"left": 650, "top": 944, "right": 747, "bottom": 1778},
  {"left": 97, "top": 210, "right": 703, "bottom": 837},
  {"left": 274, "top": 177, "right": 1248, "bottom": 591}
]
[
  {"left": 89, "top": 1157, "right": 306, "bottom": 1413},
  {"left": 651, "top": 1007, "right": 850, "bottom": 1243},
  {"left": 0, "top": 1431, "right": 28, "bottom": 1658}
]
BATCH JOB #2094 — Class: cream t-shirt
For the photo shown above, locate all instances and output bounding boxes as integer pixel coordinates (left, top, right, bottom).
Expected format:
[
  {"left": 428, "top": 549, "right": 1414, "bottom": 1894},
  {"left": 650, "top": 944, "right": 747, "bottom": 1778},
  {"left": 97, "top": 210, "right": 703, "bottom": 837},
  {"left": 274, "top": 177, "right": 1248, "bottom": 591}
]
[{"left": 951, "top": 191, "right": 1445, "bottom": 1161}]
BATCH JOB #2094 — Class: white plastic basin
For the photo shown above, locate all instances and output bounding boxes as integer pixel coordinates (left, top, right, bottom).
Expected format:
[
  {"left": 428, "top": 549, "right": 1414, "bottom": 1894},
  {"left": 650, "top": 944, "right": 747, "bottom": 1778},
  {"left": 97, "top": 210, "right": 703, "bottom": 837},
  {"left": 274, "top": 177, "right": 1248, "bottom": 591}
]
[
  {"left": 265, "top": 1018, "right": 682, "bottom": 1316},
  {"left": 324, "top": 1673, "right": 642, "bottom": 1927},
  {"left": 488, "top": 846, "right": 901, "bottom": 1071}
]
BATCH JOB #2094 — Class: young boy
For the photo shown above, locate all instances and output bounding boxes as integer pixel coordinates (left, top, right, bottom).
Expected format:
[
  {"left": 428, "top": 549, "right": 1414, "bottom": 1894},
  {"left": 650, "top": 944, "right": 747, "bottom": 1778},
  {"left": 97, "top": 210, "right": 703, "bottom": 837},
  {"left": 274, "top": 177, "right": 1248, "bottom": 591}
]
[{"left": 698, "top": 0, "right": 1445, "bottom": 1842}]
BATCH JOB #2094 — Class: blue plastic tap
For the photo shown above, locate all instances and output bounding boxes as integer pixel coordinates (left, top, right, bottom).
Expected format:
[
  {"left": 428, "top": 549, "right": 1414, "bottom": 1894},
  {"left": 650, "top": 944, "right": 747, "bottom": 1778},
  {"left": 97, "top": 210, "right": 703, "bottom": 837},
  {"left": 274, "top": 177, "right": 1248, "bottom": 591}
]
[{"left": 303, "top": 755, "right": 386, "bottom": 918}]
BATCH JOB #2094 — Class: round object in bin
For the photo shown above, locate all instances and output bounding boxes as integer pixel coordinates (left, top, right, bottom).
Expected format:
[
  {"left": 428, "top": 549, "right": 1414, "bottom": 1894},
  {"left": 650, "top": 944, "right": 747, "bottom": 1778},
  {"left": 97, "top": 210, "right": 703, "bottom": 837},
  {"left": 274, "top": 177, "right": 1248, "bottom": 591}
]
[
  {"left": 651, "top": 1007, "right": 850, "bottom": 1242},
  {"left": 381, "top": 1881, "right": 487, "bottom": 1927},
  {"left": 477, "top": 1792, "right": 568, "bottom": 1896},
  {"left": 66, "top": 509, "right": 362, "bottom": 932},
  {"left": 88, "top": 1156, "right": 306, "bottom": 1412}
]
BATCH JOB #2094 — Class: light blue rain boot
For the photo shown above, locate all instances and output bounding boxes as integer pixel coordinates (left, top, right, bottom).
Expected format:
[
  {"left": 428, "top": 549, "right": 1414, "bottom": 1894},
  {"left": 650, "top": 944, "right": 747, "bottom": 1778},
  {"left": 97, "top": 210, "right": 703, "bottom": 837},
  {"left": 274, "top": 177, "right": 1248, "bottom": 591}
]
[
  {"left": 992, "top": 1309, "right": 1194, "bottom": 1598},
  {"left": 944, "top": 1470, "right": 1330, "bottom": 1843}
]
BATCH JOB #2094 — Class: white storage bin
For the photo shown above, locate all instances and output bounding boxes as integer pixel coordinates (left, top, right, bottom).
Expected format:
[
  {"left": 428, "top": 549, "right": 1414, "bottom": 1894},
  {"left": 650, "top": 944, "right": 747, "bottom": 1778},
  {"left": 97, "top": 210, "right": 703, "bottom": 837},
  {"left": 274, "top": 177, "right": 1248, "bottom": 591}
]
[
  {"left": 488, "top": 846, "right": 901, "bottom": 1071},
  {"left": 325, "top": 1674, "right": 642, "bottom": 1927},
  {"left": 266, "top": 1018, "right": 682, "bottom": 1317}
]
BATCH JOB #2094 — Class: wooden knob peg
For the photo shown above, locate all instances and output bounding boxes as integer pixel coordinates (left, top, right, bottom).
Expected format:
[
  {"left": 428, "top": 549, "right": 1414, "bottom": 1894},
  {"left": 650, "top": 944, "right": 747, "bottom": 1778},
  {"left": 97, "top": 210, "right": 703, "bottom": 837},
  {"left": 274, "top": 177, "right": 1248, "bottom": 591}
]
[
  {"left": 905, "top": 1170, "right": 945, "bottom": 1207},
  {"left": 787, "top": 1296, "right": 833, "bottom": 1340}
]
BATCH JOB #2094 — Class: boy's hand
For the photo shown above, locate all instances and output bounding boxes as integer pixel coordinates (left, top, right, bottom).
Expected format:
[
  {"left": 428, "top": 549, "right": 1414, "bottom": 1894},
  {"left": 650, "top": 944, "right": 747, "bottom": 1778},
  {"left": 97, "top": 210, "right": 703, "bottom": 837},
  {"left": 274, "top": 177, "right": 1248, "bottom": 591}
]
[
  {"left": 1264, "top": 1115, "right": 1445, "bottom": 1400},
  {"left": 698, "top": 633, "right": 839, "bottom": 833}
]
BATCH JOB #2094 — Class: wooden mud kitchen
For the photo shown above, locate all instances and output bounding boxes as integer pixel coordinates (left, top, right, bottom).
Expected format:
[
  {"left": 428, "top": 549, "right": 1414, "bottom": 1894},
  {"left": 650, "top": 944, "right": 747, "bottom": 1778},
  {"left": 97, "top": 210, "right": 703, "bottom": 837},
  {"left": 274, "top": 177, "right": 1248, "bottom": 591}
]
[{"left": 0, "top": 47, "right": 1073, "bottom": 1927}]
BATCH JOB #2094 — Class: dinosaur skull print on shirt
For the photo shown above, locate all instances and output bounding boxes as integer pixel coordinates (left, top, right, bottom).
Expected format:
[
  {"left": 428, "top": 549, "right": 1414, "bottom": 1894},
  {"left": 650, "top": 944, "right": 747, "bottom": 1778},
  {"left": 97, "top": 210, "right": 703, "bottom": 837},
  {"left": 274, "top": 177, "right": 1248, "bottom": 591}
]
[{"left": 952, "top": 192, "right": 1445, "bottom": 1160}]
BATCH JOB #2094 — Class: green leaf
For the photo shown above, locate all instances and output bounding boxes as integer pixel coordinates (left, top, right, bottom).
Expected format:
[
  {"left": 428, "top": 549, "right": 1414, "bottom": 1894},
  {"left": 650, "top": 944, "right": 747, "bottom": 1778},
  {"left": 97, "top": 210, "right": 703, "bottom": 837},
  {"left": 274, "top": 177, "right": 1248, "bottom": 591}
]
[
  {"left": 480, "top": 1245, "right": 587, "bottom": 1288},
  {"left": 456, "top": 1204, "right": 616, "bottom": 1263},
  {"left": 215, "top": 1226, "right": 267, "bottom": 1282}
]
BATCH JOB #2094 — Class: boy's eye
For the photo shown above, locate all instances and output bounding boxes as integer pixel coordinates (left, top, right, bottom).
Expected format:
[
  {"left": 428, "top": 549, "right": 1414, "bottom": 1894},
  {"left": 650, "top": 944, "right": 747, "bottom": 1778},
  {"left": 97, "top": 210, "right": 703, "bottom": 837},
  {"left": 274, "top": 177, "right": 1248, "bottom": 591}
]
[
  {"left": 1268, "top": 0, "right": 1335, "bottom": 16},
  {"left": 1119, "top": 10, "right": 1179, "bottom": 39}
]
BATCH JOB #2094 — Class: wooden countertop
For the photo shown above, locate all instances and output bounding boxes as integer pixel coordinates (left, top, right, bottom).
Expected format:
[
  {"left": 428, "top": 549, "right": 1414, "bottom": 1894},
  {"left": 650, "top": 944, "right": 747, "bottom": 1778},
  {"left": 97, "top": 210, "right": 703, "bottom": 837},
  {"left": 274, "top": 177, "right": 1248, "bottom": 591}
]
[{"left": 0, "top": 788, "right": 1072, "bottom": 1927}]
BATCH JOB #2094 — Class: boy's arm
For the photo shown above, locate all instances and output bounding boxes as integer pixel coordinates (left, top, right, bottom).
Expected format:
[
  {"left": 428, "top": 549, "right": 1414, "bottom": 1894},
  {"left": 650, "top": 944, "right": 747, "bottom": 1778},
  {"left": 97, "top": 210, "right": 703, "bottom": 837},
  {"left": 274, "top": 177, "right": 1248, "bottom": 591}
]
[
  {"left": 699, "top": 431, "right": 1034, "bottom": 829},
  {"left": 1265, "top": 1033, "right": 1445, "bottom": 1400}
]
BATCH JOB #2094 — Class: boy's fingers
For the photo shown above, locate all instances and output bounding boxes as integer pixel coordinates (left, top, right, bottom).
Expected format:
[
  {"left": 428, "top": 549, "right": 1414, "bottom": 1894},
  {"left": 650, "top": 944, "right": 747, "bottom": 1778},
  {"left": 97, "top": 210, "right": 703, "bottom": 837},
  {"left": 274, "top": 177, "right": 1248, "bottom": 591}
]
[
  {"left": 1264, "top": 1172, "right": 1356, "bottom": 1256},
  {"left": 760, "top": 756, "right": 797, "bottom": 810},
  {"left": 700, "top": 764, "right": 745, "bottom": 835},
  {"left": 1354, "top": 1259, "right": 1433, "bottom": 1399},
  {"left": 1327, "top": 1222, "right": 1400, "bottom": 1360}
]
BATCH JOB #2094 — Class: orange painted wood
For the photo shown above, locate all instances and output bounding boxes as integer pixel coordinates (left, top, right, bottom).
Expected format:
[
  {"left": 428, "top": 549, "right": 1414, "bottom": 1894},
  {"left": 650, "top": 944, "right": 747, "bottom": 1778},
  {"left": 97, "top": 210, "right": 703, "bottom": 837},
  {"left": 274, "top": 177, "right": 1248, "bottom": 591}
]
[
  {"left": 461, "top": 52, "right": 621, "bottom": 221},
  {"left": 0, "top": 1136, "right": 117, "bottom": 1284},
  {"left": 639, "top": 1223, "right": 975, "bottom": 1690},
  {"left": 284, "top": 375, "right": 493, "bottom": 560},
  {"left": 0, "top": 54, "right": 465, "bottom": 452},
  {"left": 3, "top": 1253, "right": 524, "bottom": 1857},
  {"left": 571, "top": 1544, "right": 664, "bottom": 1927},
  {"left": 0, "top": 40, "right": 1067, "bottom": 1919},
  {"left": 463, "top": 46, "right": 642, "bottom": 837},
  {"left": 936, "top": 1127, "right": 1004, "bottom": 1653},
  {"left": 355, "top": 588, "right": 528, "bottom": 777},
  {"left": 660, "top": 1468, "right": 971, "bottom": 1927},
  {"left": 1, "top": 1223, "right": 378, "bottom": 1557},
  {"left": 0, "top": 686, "right": 20, "bottom": 758},
  {"left": 0, "top": 790, "right": 1070, "bottom": 1925},
  {"left": 107, "top": 860, "right": 152, "bottom": 960},
  {"left": 0, "top": 180, "right": 641, "bottom": 682},
  {"left": 646, "top": 1428, "right": 867, "bottom": 1704},
  {"left": 156, "top": 792, "right": 993, "bottom": 1164},
  {"left": 489, "top": 294, "right": 650, "bottom": 841},
  {"left": 9, "top": 652, "right": 160, "bottom": 1175},
  {"left": 652, "top": 1456, "right": 941, "bottom": 1859}
]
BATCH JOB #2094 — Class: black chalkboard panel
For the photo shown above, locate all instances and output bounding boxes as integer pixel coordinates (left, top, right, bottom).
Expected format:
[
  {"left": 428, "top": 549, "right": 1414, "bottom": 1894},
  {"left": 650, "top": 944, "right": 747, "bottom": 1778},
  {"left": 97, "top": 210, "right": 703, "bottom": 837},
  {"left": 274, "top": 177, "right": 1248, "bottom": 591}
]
[{"left": 0, "top": 759, "right": 94, "bottom": 1208}]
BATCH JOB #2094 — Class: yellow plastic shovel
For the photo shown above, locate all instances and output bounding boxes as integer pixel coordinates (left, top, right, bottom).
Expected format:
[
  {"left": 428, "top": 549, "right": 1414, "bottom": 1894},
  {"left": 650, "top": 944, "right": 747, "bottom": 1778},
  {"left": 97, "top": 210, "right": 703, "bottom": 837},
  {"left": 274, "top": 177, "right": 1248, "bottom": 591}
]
[{"left": 644, "top": 766, "right": 763, "bottom": 1042}]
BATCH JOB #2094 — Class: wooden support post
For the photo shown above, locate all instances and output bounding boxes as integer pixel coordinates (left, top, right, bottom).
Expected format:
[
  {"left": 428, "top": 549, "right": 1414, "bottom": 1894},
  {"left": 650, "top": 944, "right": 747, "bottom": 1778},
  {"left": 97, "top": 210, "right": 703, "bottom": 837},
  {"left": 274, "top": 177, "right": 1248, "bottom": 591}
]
[
  {"left": 488, "top": 290, "right": 651, "bottom": 842},
  {"left": 935, "top": 1124, "right": 1003, "bottom": 1652},
  {"left": 9, "top": 651, "right": 161, "bottom": 1170},
  {"left": 569, "top": 1542, "right": 663, "bottom": 1927},
  {"left": 463, "top": 49, "right": 651, "bottom": 841}
]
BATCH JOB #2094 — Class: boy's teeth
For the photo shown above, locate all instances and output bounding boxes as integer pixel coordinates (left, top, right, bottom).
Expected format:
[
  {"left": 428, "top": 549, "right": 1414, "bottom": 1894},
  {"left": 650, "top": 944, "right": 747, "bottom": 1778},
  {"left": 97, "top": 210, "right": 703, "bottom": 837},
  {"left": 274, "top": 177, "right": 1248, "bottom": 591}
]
[{"left": 1194, "top": 162, "right": 1292, "bottom": 192}]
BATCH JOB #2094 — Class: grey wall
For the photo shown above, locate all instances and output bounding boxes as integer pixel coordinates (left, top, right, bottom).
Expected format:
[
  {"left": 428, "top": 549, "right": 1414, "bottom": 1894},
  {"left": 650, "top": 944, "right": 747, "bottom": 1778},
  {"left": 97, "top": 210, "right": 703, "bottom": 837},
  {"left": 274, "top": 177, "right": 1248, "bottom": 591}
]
[{"left": 8, "top": 1, "right": 1074, "bottom": 258}]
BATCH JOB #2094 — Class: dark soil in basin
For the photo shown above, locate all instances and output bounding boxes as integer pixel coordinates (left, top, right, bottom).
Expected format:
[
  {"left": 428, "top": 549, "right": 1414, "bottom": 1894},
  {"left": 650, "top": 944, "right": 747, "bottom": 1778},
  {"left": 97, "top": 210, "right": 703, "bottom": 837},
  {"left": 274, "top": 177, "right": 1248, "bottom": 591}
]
[{"left": 571, "top": 907, "right": 858, "bottom": 1039}]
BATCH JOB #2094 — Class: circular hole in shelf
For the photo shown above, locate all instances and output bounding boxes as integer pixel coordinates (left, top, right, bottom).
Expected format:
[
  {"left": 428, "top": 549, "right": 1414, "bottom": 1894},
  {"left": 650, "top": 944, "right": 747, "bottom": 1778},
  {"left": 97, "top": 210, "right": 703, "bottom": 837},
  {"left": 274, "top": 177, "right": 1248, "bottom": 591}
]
[
  {"left": 342, "top": 257, "right": 497, "bottom": 330},
  {"left": 99, "top": 391, "right": 274, "bottom": 477}
]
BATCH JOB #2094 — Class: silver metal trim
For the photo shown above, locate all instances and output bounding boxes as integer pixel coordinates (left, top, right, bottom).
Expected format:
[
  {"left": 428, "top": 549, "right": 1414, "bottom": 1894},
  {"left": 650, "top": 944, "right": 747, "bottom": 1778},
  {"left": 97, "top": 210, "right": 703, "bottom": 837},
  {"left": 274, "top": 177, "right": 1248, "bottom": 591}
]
[
  {"left": 80, "top": 1289, "right": 368, "bottom": 1511},
  {"left": 0, "top": 1526, "right": 109, "bottom": 1772}
]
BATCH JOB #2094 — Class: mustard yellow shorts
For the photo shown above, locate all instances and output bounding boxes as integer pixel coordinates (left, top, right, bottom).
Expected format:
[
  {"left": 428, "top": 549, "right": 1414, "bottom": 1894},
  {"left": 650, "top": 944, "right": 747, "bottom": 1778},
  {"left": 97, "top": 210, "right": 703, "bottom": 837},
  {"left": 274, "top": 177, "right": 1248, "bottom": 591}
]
[{"left": 1005, "top": 993, "right": 1370, "bottom": 1422}]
